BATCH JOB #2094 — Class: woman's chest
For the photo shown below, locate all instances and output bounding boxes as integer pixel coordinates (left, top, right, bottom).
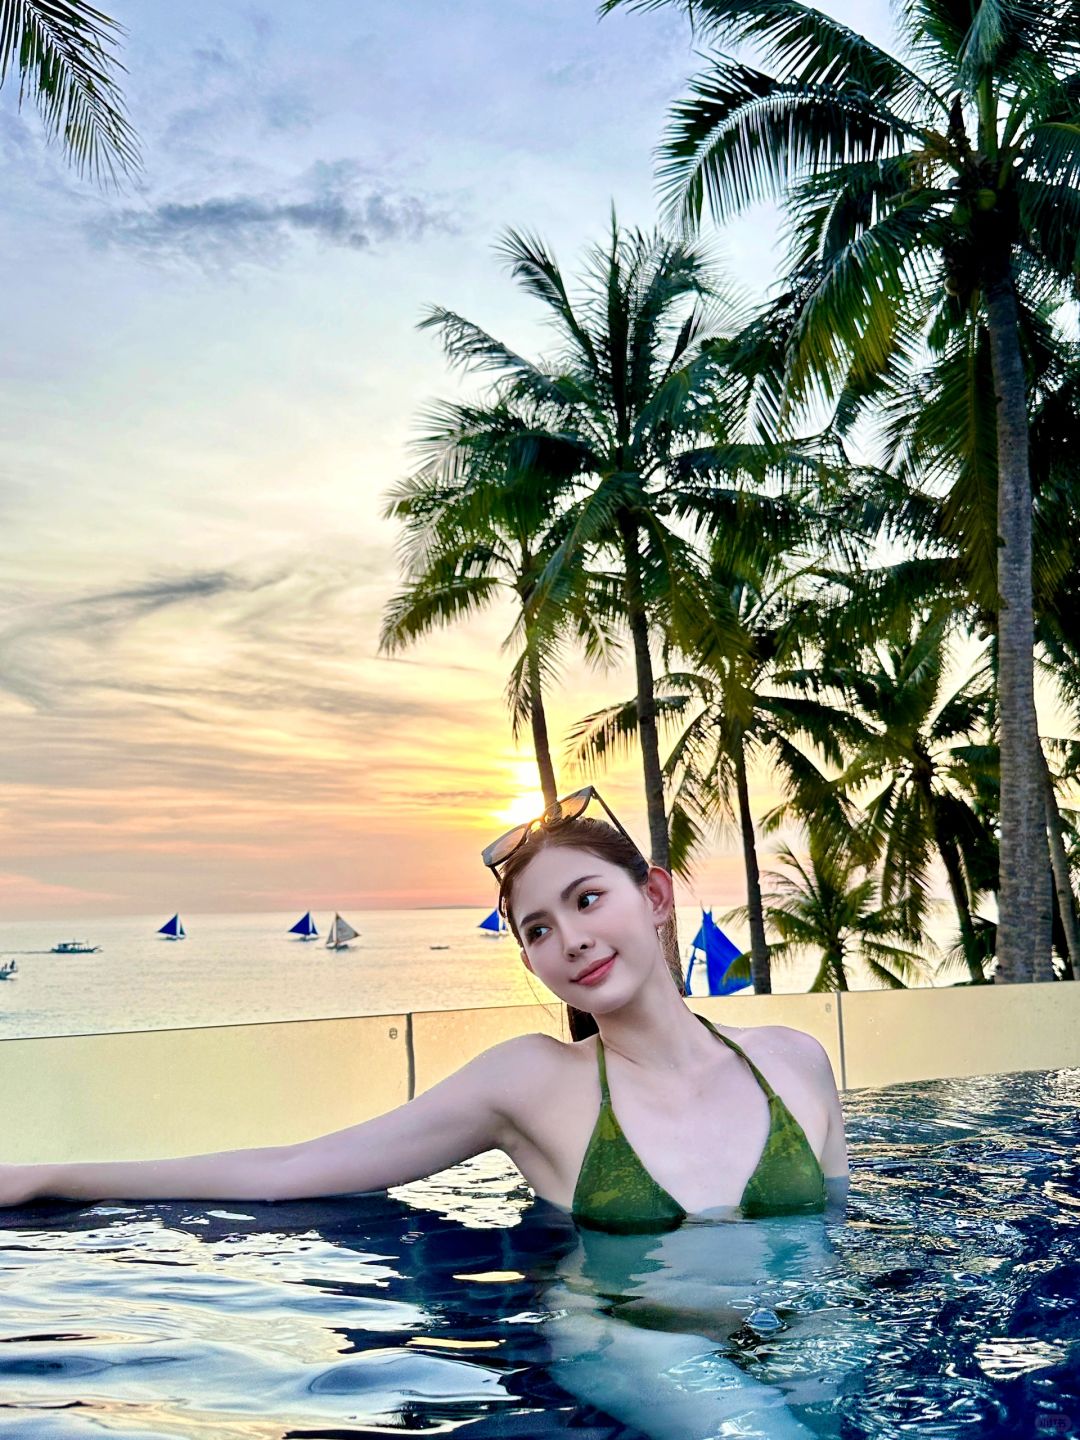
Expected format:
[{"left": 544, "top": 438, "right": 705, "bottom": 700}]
[{"left": 512, "top": 1055, "right": 820, "bottom": 1214}]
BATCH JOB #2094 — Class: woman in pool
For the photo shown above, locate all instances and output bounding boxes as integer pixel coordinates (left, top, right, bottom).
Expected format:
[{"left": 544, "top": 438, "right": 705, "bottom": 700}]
[
  {"left": 0, "top": 786, "right": 847, "bottom": 1224},
  {"left": 1, "top": 787, "right": 851, "bottom": 1438}
]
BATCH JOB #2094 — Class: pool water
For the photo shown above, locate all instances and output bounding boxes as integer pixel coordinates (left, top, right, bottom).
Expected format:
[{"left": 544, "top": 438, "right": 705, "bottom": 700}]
[{"left": 0, "top": 1068, "right": 1078, "bottom": 1439}]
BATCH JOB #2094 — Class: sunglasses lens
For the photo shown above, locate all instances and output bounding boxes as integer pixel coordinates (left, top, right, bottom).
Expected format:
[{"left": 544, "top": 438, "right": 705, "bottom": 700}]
[
  {"left": 483, "top": 788, "right": 596, "bottom": 869},
  {"left": 482, "top": 824, "right": 528, "bottom": 869},
  {"left": 559, "top": 789, "right": 591, "bottom": 822}
]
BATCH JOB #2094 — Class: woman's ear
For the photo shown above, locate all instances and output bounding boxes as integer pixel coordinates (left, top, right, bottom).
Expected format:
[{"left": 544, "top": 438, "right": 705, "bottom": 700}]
[
  {"left": 644, "top": 864, "right": 675, "bottom": 926},
  {"left": 519, "top": 947, "right": 534, "bottom": 973}
]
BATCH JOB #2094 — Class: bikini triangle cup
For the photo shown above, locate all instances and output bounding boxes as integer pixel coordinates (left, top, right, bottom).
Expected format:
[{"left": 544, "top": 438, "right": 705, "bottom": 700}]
[{"left": 571, "top": 1013, "right": 826, "bottom": 1233}]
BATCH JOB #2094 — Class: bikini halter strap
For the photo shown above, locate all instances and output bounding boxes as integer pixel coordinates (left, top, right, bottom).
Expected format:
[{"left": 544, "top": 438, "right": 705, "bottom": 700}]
[{"left": 594, "top": 1014, "right": 777, "bottom": 1102}]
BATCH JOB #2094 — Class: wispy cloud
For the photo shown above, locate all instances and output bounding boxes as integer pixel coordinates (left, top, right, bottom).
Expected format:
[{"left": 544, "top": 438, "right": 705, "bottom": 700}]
[
  {"left": 90, "top": 159, "right": 458, "bottom": 269},
  {"left": 0, "top": 571, "right": 261, "bottom": 710}
]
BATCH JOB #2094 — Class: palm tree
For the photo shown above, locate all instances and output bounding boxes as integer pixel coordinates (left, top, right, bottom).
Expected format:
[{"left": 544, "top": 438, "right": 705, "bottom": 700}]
[
  {"left": 380, "top": 399, "right": 611, "bottom": 807},
  {"left": 882, "top": 319, "right": 1080, "bottom": 977},
  {"left": 568, "top": 515, "right": 866, "bottom": 994},
  {"left": 417, "top": 219, "right": 743, "bottom": 871},
  {"left": 605, "top": 0, "right": 1080, "bottom": 982},
  {"left": 729, "top": 831, "right": 930, "bottom": 992},
  {"left": 829, "top": 618, "right": 998, "bottom": 982},
  {"left": 1, "top": 0, "right": 139, "bottom": 181}
]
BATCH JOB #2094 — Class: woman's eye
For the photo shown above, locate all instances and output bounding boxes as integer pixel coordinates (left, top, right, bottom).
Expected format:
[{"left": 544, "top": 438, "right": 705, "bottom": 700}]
[
  {"left": 527, "top": 923, "right": 550, "bottom": 942},
  {"left": 578, "top": 890, "right": 601, "bottom": 909}
]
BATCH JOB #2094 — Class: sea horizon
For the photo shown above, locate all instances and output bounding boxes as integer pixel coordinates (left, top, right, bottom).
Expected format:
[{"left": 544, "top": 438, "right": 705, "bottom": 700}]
[{"left": 0, "top": 903, "right": 968, "bottom": 1044}]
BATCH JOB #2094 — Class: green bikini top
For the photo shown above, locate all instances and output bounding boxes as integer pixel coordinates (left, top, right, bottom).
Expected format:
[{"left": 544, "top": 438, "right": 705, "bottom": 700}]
[{"left": 571, "top": 1014, "right": 827, "bottom": 1234}]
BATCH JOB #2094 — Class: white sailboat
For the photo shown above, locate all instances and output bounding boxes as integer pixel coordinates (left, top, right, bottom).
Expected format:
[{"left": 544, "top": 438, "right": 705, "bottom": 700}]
[{"left": 326, "top": 913, "right": 359, "bottom": 950}]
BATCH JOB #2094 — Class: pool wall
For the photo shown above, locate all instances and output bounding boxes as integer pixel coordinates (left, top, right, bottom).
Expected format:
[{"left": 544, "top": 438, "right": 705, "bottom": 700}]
[{"left": 2, "top": 984, "right": 1078, "bottom": 1163}]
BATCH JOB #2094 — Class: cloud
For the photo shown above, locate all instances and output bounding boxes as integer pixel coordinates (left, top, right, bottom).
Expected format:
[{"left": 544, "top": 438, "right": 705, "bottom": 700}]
[
  {"left": 0, "top": 570, "right": 260, "bottom": 708},
  {"left": 0, "top": 871, "right": 117, "bottom": 907},
  {"left": 89, "top": 158, "right": 457, "bottom": 269},
  {"left": 0, "top": 557, "right": 477, "bottom": 734}
]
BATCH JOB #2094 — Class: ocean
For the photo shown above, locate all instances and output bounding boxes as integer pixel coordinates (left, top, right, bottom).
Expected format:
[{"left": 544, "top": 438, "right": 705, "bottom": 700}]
[{"left": 0, "top": 906, "right": 950, "bottom": 1041}]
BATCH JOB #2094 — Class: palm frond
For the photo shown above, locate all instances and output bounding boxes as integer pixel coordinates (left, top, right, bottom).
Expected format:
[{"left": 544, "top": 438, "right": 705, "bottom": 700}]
[
  {"left": 495, "top": 227, "right": 601, "bottom": 374},
  {"left": 0, "top": 0, "right": 140, "bottom": 182},
  {"left": 379, "top": 571, "right": 502, "bottom": 654},
  {"left": 603, "top": 0, "right": 945, "bottom": 118},
  {"left": 956, "top": 0, "right": 1007, "bottom": 90},
  {"left": 656, "top": 56, "right": 918, "bottom": 230}
]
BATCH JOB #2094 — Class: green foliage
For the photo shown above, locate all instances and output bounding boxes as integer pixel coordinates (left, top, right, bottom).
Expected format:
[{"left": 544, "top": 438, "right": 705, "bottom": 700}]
[
  {"left": 0, "top": 0, "right": 139, "bottom": 182},
  {"left": 729, "top": 833, "right": 931, "bottom": 991}
]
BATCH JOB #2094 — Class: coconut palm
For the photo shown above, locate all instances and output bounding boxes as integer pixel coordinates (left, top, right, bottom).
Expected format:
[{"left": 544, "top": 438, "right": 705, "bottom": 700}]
[
  {"left": 728, "top": 830, "right": 930, "bottom": 992},
  {"left": 606, "top": 0, "right": 1080, "bottom": 982},
  {"left": 380, "top": 399, "right": 612, "bottom": 807},
  {"left": 881, "top": 317, "right": 1080, "bottom": 976},
  {"left": 568, "top": 512, "right": 868, "bottom": 993},
  {"left": 826, "top": 618, "right": 998, "bottom": 981},
  {"left": 1, "top": 0, "right": 139, "bottom": 181},
  {"left": 417, "top": 219, "right": 749, "bottom": 871}
]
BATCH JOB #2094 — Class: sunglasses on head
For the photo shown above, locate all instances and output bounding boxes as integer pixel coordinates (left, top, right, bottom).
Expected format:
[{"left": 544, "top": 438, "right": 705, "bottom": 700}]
[{"left": 481, "top": 784, "right": 642, "bottom": 876}]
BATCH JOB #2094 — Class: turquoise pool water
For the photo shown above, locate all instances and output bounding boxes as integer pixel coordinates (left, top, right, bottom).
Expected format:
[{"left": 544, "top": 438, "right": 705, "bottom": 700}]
[{"left": 0, "top": 1067, "right": 1077, "bottom": 1439}]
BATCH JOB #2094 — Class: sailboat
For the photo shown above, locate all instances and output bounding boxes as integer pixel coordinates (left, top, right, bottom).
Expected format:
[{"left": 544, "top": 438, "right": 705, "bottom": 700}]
[
  {"left": 157, "top": 914, "right": 186, "bottom": 941},
  {"left": 685, "top": 909, "right": 751, "bottom": 996},
  {"left": 326, "top": 913, "right": 359, "bottom": 950},
  {"left": 288, "top": 911, "right": 319, "bottom": 941},
  {"left": 477, "top": 907, "right": 509, "bottom": 937}
]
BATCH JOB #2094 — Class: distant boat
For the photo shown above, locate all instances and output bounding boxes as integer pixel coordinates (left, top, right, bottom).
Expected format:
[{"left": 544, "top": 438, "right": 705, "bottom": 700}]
[
  {"left": 288, "top": 911, "right": 319, "bottom": 940},
  {"left": 157, "top": 914, "right": 186, "bottom": 941},
  {"left": 50, "top": 940, "right": 100, "bottom": 954},
  {"left": 478, "top": 907, "right": 509, "bottom": 937},
  {"left": 0, "top": 960, "right": 17, "bottom": 981},
  {"left": 429, "top": 944, "right": 449, "bottom": 950},
  {"left": 685, "top": 910, "right": 752, "bottom": 996},
  {"left": 326, "top": 913, "right": 359, "bottom": 950}
]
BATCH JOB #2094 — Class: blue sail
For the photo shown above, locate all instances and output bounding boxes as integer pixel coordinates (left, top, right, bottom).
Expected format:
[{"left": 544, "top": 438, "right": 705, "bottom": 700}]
[
  {"left": 478, "top": 908, "right": 506, "bottom": 934},
  {"left": 289, "top": 911, "right": 318, "bottom": 937},
  {"left": 686, "top": 909, "right": 751, "bottom": 996},
  {"left": 157, "top": 913, "right": 185, "bottom": 939}
]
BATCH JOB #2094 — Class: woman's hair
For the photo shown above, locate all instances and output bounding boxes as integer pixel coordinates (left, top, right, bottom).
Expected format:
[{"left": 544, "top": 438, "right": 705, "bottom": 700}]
[{"left": 498, "top": 816, "right": 652, "bottom": 1040}]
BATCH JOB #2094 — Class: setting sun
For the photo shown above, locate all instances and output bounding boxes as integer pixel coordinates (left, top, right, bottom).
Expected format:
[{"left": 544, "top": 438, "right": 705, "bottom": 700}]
[{"left": 495, "top": 762, "right": 548, "bottom": 826}]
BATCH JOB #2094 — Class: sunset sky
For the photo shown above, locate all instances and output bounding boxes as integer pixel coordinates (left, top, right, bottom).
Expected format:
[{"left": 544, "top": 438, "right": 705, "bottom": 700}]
[{"left": 1, "top": 0, "right": 893, "bottom": 917}]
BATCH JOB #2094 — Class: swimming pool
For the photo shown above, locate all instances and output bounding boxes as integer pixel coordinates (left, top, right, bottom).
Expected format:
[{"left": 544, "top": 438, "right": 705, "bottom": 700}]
[{"left": 0, "top": 1067, "right": 1077, "bottom": 1439}]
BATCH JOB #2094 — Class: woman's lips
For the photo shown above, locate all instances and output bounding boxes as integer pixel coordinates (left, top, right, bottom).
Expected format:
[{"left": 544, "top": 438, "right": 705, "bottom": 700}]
[{"left": 574, "top": 956, "right": 616, "bottom": 986}]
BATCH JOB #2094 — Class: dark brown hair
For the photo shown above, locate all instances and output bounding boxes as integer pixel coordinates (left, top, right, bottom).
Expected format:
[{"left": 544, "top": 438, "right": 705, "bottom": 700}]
[{"left": 498, "top": 816, "right": 655, "bottom": 1040}]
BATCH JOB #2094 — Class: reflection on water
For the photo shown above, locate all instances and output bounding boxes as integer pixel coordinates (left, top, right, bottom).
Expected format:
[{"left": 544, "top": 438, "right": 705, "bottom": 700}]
[{"left": 0, "top": 1068, "right": 1077, "bottom": 1438}]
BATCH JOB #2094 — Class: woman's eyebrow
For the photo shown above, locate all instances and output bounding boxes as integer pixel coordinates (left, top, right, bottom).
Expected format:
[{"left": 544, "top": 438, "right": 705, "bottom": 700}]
[{"left": 519, "top": 875, "right": 602, "bottom": 929}]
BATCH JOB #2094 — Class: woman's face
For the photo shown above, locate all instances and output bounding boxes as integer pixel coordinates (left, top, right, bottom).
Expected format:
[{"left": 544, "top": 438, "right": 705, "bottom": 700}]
[{"left": 509, "top": 843, "right": 673, "bottom": 1013}]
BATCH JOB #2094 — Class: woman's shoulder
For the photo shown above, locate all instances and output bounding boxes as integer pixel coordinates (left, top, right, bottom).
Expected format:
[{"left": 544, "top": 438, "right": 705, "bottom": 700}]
[
  {"left": 473, "top": 1030, "right": 594, "bottom": 1085},
  {"left": 718, "top": 1018, "right": 827, "bottom": 1053},
  {"left": 471, "top": 1031, "right": 596, "bottom": 1135},
  {"left": 719, "top": 1021, "right": 837, "bottom": 1085}
]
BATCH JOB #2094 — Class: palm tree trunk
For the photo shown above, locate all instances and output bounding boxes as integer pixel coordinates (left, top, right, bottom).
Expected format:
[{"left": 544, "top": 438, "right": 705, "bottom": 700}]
[
  {"left": 1032, "top": 811, "right": 1056, "bottom": 983},
  {"left": 1041, "top": 745, "right": 1079, "bottom": 979},
  {"left": 734, "top": 738, "right": 771, "bottom": 994},
  {"left": 617, "top": 512, "right": 684, "bottom": 994},
  {"left": 984, "top": 257, "right": 1039, "bottom": 983},
  {"left": 525, "top": 644, "right": 558, "bottom": 808},
  {"left": 937, "top": 832, "right": 984, "bottom": 984},
  {"left": 617, "top": 514, "right": 669, "bottom": 868}
]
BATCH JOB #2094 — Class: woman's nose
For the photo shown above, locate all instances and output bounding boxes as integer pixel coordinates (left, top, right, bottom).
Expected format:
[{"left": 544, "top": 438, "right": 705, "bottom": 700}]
[{"left": 563, "top": 928, "right": 593, "bottom": 957}]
